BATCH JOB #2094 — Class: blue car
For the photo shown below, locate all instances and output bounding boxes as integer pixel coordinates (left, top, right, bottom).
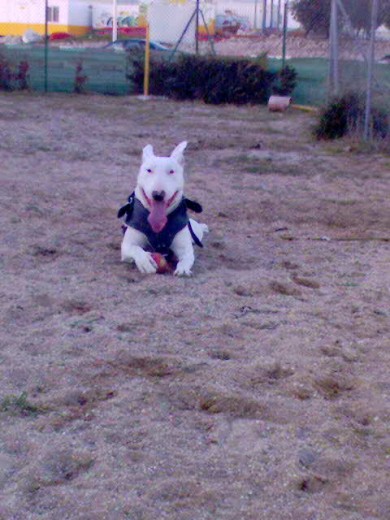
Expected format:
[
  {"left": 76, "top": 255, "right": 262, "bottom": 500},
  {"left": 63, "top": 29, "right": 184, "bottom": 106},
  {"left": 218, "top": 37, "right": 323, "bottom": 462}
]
[{"left": 104, "top": 39, "right": 171, "bottom": 52}]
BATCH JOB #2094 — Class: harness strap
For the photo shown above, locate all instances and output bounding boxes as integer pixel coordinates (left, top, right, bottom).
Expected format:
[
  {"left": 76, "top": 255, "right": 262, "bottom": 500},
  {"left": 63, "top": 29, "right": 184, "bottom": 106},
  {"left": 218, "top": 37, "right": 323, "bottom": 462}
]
[
  {"left": 188, "top": 221, "right": 203, "bottom": 248},
  {"left": 184, "top": 198, "right": 203, "bottom": 214},
  {"left": 117, "top": 193, "right": 135, "bottom": 219}
]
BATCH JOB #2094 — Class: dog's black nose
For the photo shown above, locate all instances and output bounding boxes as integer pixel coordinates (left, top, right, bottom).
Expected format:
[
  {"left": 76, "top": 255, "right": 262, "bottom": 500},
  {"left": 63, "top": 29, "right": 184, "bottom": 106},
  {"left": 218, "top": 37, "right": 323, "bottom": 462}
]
[{"left": 152, "top": 190, "right": 165, "bottom": 202}]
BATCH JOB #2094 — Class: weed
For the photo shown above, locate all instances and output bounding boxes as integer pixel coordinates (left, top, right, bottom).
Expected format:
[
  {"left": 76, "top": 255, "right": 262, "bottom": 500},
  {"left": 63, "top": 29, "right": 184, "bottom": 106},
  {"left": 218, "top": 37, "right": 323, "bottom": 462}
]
[
  {"left": 314, "top": 92, "right": 388, "bottom": 141},
  {"left": 0, "top": 392, "right": 40, "bottom": 416},
  {"left": 74, "top": 61, "right": 88, "bottom": 94},
  {"left": 0, "top": 54, "right": 30, "bottom": 91}
]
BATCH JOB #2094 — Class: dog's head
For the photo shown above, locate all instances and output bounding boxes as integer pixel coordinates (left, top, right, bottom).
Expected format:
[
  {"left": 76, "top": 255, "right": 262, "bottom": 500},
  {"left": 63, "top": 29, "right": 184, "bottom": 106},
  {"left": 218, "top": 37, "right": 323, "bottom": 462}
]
[{"left": 135, "top": 141, "right": 187, "bottom": 233}]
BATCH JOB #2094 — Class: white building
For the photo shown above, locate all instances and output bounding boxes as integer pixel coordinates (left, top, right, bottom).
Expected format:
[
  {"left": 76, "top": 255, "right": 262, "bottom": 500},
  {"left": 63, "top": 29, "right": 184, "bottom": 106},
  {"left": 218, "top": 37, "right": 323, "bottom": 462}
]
[
  {"left": 0, "top": 0, "right": 143, "bottom": 37},
  {"left": 0, "top": 0, "right": 300, "bottom": 39}
]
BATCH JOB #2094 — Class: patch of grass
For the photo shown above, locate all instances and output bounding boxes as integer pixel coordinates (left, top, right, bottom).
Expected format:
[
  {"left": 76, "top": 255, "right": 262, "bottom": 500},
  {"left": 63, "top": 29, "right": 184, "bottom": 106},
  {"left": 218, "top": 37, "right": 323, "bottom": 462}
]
[
  {"left": 0, "top": 392, "right": 41, "bottom": 417},
  {"left": 314, "top": 92, "right": 388, "bottom": 141}
]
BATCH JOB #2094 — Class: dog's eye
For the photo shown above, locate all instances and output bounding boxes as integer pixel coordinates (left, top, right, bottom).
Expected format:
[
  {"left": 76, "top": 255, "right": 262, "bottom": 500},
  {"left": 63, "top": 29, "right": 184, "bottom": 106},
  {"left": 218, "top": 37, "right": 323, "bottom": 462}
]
[
  {"left": 146, "top": 168, "right": 152, "bottom": 173},
  {"left": 169, "top": 169, "right": 175, "bottom": 175}
]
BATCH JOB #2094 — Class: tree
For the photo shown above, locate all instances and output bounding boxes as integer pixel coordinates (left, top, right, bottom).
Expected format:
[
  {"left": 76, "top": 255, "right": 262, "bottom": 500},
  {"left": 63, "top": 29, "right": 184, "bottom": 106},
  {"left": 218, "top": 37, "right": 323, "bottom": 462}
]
[
  {"left": 291, "top": 0, "right": 390, "bottom": 37},
  {"left": 343, "top": 0, "right": 390, "bottom": 36},
  {"left": 291, "top": 0, "right": 331, "bottom": 36}
]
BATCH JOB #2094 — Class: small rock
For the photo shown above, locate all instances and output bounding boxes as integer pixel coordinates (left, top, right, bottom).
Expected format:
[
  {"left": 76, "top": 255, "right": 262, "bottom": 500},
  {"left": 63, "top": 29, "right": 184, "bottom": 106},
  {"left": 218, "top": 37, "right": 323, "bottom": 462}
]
[
  {"left": 341, "top": 347, "right": 359, "bottom": 362},
  {"left": 298, "top": 449, "right": 318, "bottom": 468}
]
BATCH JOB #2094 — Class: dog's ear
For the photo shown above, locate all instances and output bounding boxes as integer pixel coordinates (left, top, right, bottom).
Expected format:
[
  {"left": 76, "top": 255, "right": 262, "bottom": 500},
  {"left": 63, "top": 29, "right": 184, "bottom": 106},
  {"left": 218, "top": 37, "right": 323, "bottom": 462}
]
[
  {"left": 142, "top": 144, "right": 154, "bottom": 162},
  {"left": 170, "top": 141, "right": 187, "bottom": 164}
]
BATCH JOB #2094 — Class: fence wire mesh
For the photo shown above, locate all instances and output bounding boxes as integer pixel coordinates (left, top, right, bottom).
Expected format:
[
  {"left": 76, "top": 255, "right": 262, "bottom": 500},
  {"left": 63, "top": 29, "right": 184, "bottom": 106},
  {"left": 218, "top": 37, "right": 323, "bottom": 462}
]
[{"left": 0, "top": 0, "right": 389, "bottom": 138}]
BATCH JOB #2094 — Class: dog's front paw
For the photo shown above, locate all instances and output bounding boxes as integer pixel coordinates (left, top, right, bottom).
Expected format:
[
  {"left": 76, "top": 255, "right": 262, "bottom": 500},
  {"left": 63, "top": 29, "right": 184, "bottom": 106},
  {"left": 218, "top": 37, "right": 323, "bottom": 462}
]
[
  {"left": 174, "top": 262, "right": 192, "bottom": 277},
  {"left": 134, "top": 251, "right": 157, "bottom": 274}
]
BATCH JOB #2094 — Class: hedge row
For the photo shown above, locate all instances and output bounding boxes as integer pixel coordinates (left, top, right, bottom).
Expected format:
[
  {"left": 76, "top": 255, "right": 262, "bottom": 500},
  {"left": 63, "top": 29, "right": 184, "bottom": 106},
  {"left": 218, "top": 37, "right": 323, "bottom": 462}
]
[{"left": 129, "top": 54, "right": 297, "bottom": 105}]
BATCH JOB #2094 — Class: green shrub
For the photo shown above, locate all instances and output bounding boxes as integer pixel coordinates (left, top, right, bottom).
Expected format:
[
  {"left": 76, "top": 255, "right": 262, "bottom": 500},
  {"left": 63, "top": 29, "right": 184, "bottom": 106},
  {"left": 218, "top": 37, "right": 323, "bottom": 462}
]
[
  {"left": 314, "top": 92, "right": 389, "bottom": 140},
  {"left": 272, "top": 65, "right": 297, "bottom": 96},
  {"left": 130, "top": 54, "right": 295, "bottom": 105},
  {"left": 0, "top": 54, "right": 30, "bottom": 91}
]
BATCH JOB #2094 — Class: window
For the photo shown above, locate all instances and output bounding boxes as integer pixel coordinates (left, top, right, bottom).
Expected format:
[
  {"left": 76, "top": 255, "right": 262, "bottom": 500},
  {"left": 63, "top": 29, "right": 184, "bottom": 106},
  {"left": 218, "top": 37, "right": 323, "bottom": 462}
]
[{"left": 47, "top": 6, "right": 60, "bottom": 23}]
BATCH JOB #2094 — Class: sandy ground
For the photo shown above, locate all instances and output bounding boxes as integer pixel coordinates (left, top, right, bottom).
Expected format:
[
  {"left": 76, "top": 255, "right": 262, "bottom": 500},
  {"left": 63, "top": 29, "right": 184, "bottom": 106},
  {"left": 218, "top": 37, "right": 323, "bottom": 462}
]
[
  {"left": 0, "top": 93, "right": 389, "bottom": 520},
  {"left": 8, "top": 32, "right": 389, "bottom": 61},
  {"left": 211, "top": 34, "right": 390, "bottom": 61}
]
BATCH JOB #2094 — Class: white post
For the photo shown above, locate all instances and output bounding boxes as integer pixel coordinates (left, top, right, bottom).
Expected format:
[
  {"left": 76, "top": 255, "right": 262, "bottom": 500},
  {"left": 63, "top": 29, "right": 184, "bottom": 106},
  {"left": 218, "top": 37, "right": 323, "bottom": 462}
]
[{"left": 112, "top": 0, "right": 118, "bottom": 42}]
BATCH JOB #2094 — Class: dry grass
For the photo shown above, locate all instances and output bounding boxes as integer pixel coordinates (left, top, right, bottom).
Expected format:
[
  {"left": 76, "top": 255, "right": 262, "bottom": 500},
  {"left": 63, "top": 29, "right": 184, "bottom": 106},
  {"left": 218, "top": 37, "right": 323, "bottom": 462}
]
[{"left": 0, "top": 92, "right": 389, "bottom": 519}]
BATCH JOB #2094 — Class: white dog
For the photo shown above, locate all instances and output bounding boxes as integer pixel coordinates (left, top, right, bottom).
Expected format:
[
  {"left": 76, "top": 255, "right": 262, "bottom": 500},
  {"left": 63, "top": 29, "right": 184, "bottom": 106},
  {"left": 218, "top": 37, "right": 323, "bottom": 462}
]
[{"left": 118, "top": 141, "right": 208, "bottom": 276}]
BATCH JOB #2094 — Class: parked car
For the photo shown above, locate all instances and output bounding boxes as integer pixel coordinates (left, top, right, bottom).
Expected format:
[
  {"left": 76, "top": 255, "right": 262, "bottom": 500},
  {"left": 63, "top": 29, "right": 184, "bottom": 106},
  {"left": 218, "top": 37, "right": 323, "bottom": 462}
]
[
  {"left": 104, "top": 39, "right": 171, "bottom": 53},
  {"left": 215, "top": 14, "right": 251, "bottom": 37}
]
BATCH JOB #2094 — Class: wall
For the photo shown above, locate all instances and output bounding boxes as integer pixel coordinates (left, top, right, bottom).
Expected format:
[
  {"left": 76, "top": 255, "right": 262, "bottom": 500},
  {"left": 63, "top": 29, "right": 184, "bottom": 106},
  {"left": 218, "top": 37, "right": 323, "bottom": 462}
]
[
  {"left": 216, "top": 1, "right": 300, "bottom": 31},
  {"left": 0, "top": 0, "right": 71, "bottom": 36},
  {"left": 91, "top": 1, "right": 144, "bottom": 29},
  {"left": 149, "top": 0, "right": 215, "bottom": 44}
]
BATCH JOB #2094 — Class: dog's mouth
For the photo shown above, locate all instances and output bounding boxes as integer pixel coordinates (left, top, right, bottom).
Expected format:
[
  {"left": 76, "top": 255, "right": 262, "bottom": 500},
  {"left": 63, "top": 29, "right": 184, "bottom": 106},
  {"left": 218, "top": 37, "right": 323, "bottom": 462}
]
[{"left": 143, "top": 189, "right": 179, "bottom": 233}]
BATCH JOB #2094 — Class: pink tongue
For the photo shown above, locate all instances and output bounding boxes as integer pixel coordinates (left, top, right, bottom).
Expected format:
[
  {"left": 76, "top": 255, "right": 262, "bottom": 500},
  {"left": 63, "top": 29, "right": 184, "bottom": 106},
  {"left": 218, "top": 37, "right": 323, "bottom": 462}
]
[{"left": 148, "top": 201, "right": 168, "bottom": 233}]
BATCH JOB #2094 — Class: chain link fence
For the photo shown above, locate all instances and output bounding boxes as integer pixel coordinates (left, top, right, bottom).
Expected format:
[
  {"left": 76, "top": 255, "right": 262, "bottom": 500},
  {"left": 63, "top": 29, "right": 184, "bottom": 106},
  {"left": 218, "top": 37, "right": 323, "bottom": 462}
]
[{"left": 1, "top": 0, "right": 389, "bottom": 137}]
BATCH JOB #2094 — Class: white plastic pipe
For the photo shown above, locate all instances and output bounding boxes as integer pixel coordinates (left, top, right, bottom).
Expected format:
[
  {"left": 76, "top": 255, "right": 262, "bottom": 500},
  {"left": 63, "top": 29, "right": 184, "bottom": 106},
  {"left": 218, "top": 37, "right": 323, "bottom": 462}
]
[{"left": 112, "top": 0, "right": 118, "bottom": 42}]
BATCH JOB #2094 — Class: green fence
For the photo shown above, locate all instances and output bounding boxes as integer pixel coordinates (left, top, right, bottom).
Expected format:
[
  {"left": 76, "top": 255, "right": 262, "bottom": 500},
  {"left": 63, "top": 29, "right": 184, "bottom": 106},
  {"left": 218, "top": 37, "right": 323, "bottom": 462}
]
[
  {"left": 0, "top": 45, "right": 133, "bottom": 95},
  {"left": 270, "top": 57, "right": 390, "bottom": 109},
  {"left": 2, "top": 46, "right": 389, "bottom": 110}
]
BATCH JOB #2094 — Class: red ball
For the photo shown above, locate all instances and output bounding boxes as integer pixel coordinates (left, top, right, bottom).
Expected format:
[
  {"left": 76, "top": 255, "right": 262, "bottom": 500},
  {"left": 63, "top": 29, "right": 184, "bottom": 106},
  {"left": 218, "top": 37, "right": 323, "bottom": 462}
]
[{"left": 150, "top": 253, "right": 170, "bottom": 274}]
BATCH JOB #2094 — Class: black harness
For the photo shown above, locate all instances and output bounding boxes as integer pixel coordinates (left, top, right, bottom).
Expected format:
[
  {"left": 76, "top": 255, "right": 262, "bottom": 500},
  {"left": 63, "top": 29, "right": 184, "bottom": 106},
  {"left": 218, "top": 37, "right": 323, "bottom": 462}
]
[{"left": 118, "top": 193, "right": 203, "bottom": 255}]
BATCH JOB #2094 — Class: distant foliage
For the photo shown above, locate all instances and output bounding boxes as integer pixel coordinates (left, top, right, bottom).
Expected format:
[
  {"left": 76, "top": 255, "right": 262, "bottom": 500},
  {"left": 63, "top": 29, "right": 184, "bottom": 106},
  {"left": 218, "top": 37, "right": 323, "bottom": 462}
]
[
  {"left": 291, "top": 0, "right": 390, "bottom": 37},
  {"left": 343, "top": 0, "right": 390, "bottom": 36},
  {"left": 291, "top": 0, "right": 331, "bottom": 37},
  {"left": 130, "top": 54, "right": 296, "bottom": 105},
  {"left": 314, "top": 92, "right": 389, "bottom": 140},
  {"left": 0, "top": 54, "right": 30, "bottom": 91}
]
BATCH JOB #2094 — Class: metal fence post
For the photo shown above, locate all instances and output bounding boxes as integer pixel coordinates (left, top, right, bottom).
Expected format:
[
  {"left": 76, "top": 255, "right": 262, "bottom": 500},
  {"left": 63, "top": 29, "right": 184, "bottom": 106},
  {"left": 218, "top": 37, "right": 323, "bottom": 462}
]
[
  {"left": 195, "top": 0, "right": 199, "bottom": 54},
  {"left": 282, "top": 0, "right": 288, "bottom": 68},
  {"left": 44, "top": 0, "right": 48, "bottom": 93},
  {"left": 364, "top": 0, "right": 379, "bottom": 142},
  {"left": 262, "top": 0, "right": 267, "bottom": 32},
  {"left": 328, "top": 0, "right": 339, "bottom": 98}
]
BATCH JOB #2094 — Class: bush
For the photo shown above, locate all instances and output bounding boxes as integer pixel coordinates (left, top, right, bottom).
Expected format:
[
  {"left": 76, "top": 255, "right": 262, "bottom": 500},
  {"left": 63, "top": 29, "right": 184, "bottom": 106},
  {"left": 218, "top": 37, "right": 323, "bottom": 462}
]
[
  {"left": 314, "top": 92, "right": 389, "bottom": 140},
  {"left": 272, "top": 65, "right": 297, "bottom": 96},
  {"left": 129, "top": 54, "right": 296, "bottom": 105},
  {"left": 0, "top": 54, "right": 30, "bottom": 91}
]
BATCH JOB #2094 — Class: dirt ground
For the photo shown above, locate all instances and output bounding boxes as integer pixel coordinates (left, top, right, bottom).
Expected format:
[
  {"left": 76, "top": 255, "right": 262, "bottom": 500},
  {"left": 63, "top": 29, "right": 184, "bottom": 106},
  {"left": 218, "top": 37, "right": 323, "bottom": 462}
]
[
  {"left": 212, "top": 34, "right": 390, "bottom": 61},
  {"left": 0, "top": 93, "right": 389, "bottom": 520},
  {"left": 46, "top": 33, "right": 390, "bottom": 61}
]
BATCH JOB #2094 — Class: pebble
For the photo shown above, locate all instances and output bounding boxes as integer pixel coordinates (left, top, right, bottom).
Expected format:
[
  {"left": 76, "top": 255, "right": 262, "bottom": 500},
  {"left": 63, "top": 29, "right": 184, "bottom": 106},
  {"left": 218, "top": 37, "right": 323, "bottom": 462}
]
[{"left": 298, "top": 448, "right": 317, "bottom": 468}]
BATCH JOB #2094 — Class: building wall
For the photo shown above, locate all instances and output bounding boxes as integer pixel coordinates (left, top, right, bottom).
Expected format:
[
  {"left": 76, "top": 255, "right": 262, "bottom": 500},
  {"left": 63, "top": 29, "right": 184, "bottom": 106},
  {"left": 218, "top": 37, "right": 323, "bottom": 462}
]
[
  {"left": 216, "top": 1, "right": 300, "bottom": 31},
  {"left": 0, "top": 0, "right": 94, "bottom": 36},
  {"left": 69, "top": 0, "right": 93, "bottom": 27}
]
